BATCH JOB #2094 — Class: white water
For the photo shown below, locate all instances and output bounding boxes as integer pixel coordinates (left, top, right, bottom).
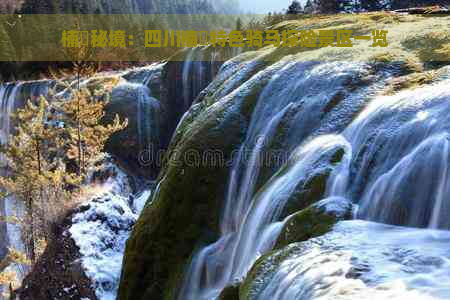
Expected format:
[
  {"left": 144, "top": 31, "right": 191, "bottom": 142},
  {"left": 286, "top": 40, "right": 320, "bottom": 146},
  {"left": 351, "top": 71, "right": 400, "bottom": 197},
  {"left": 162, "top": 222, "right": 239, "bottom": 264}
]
[
  {"left": 182, "top": 47, "right": 217, "bottom": 109},
  {"left": 180, "top": 62, "right": 450, "bottom": 299},
  {"left": 257, "top": 71, "right": 450, "bottom": 299},
  {"left": 113, "top": 80, "right": 161, "bottom": 153},
  {"left": 327, "top": 75, "right": 450, "bottom": 228},
  {"left": 0, "top": 64, "right": 161, "bottom": 281},
  {"left": 180, "top": 61, "right": 374, "bottom": 300},
  {"left": 253, "top": 220, "right": 450, "bottom": 300},
  {"left": 70, "top": 162, "right": 152, "bottom": 300},
  {"left": 0, "top": 84, "right": 25, "bottom": 281}
]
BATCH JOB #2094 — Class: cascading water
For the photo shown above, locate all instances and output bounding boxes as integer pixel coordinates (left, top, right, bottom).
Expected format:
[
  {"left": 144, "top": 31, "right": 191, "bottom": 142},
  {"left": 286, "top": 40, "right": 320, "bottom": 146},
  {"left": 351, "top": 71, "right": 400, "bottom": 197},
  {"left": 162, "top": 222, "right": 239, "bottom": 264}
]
[
  {"left": 179, "top": 59, "right": 450, "bottom": 299},
  {"left": 0, "top": 84, "right": 19, "bottom": 145},
  {"left": 252, "top": 220, "right": 450, "bottom": 300},
  {"left": 0, "top": 83, "right": 22, "bottom": 264},
  {"left": 238, "top": 68, "right": 450, "bottom": 299},
  {"left": 182, "top": 47, "right": 223, "bottom": 109},
  {"left": 113, "top": 80, "right": 160, "bottom": 154},
  {"left": 180, "top": 61, "right": 379, "bottom": 300},
  {"left": 326, "top": 74, "right": 450, "bottom": 229}
]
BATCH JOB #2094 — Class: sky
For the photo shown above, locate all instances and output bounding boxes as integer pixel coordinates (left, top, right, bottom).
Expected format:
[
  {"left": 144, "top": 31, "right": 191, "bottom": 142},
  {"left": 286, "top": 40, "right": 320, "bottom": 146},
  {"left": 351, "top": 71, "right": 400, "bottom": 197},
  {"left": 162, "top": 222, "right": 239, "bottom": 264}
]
[{"left": 239, "top": 0, "right": 304, "bottom": 14}]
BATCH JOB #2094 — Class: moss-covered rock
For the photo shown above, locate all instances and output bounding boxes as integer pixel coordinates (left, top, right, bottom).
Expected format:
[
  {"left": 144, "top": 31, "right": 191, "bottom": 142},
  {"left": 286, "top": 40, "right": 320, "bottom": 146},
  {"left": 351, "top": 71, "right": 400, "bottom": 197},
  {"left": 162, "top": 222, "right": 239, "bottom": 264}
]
[
  {"left": 239, "top": 244, "right": 297, "bottom": 300},
  {"left": 117, "top": 57, "right": 283, "bottom": 300},
  {"left": 117, "top": 92, "right": 249, "bottom": 300},
  {"left": 276, "top": 147, "right": 345, "bottom": 219},
  {"left": 240, "top": 197, "right": 352, "bottom": 300},
  {"left": 218, "top": 283, "right": 240, "bottom": 300},
  {"left": 275, "top": 196, "right": 352, "bottom": 249},
  {"left": 104, "top": 80, "right": 161, "bottom": 179}
]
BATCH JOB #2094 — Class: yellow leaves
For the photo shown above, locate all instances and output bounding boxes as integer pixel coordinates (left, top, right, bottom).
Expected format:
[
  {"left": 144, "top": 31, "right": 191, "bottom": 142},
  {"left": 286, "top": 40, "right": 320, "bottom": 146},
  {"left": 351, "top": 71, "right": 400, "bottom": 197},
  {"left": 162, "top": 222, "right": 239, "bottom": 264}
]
[
  {"left": 0, "top": 248, "right": 30, "bottom": 288},
  {"left": 7, "top": 248, "right": 31, "bottom": 266},
  {"left": 0, "top": 270, "right": 16, "bottom": 285},
  {"left": 54, "top": 75, "right": 128, "bottom": 178},
  {"left": 0, "top": 215, "right": 21, "bottom": 225},
  {"left": 35, "top": 238, "right": 47, "bottom": 259},
  {"left": 0, "top": 62, "right": 129, "bottom": 267}
]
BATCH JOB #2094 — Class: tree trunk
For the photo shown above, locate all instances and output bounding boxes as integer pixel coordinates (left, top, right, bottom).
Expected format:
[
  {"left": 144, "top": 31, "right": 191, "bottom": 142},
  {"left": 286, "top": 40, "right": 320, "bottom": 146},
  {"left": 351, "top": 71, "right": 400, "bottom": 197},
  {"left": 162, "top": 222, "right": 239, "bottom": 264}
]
[
  {"left": 77, "top": 70, "right": 83, "bottom": 176},
  {"left": 27, "top": 195, "right": 35, "bottom": 263},
  {"left": 35, "top": 137, "right": 41, "bottom": 176},
  {"left": 9, "top": 282, "right": 16, "bottom": 299}
]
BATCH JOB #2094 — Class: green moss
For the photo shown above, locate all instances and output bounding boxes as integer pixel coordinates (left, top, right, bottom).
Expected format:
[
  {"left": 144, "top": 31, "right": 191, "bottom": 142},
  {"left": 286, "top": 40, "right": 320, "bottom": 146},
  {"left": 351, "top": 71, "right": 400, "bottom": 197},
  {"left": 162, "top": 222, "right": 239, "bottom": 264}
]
[
  {"left": 218, "top": 284, "right": 240, "bottom": 300},
  {"left": 239, "top": 245, "right": 297, "bottom": 300},
  {"left": 280, "top": 170, "right": 331, "bottom": 219},
  {"left": 278, "top": 148, "right": 345, "bottom": 219},
  {"left": 240, "top": 197, "right": 352, "bottom": 300},
  {"left": 275, "top": 205, "right": 336, "bottom": 250},
  {"left": 118, "top": 75, "right": 269, "bottom": 299}
]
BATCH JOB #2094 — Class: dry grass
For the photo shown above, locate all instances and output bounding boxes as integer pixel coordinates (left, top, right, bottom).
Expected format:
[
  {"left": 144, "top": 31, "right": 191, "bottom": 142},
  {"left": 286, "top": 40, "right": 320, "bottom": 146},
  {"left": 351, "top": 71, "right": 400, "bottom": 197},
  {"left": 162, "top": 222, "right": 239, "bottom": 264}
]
[
  {"left": 384, "top": 70, "right": 442, "bottom": 94},
  {"left": 235, "top": 13, "right": 450, "bottom": 65}
]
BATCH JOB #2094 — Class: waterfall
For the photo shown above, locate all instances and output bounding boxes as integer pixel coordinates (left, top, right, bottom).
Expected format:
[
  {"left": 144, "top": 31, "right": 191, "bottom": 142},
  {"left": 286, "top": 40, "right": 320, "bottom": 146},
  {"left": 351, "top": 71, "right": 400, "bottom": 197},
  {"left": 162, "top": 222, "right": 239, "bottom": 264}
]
[
  {"left": 180, "top": 61, "right": 376, "bottom": 300},
  {"left": 0, "top": 84, "right": 19, "bottom": 145},
  {"left": 182, "top": 49, "right": 196, "bottom": 109},
  {"left": 253, "top": 220, "right": 450, "bottom": 300},
  {"left": 326, "top": 75, "right": 450, "bottom": 228},
  {"left": 113, "top": 81, "right": 160, "bottom": 154},
  {"left": 252, "top": 73, "right": 450, "bottom": 300},
  {"left": 182, "top": 47, "right": 218, "bottom": 109},
  {"left": 229, "top": 66, "right": 450, "bottom": 299},
  {"left": 179, "top": 59, "right": 450, "bottom": 299},
  {"left": 0, "top": 83, "right": 22, "bottom": 267}
]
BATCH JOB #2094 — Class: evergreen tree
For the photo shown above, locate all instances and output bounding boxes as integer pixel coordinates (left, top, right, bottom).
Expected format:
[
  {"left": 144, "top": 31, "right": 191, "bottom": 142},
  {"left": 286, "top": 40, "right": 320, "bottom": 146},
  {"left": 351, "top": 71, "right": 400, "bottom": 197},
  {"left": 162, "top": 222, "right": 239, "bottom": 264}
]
[
  {"left": 52, "top": 63, "right": 127, "bottom": 178},
  {"left": 361, "top": 0, "right": 383, "bottom": 11},
  {"left": 314, "top": 0, "right": 339, "bottom": 13},
  {"left": 0, "top": 96, "right": 73, "bottom": 262},
  {"left": 287, "top": 0, "right": 303, "bottom": 14},
  {"left": 236, "top": 17, "right": 243, "bottom": 31},
  {"left": 304, "top": 0, "right": 315, "bottom": 13},
  {"left": 0, "top": 61, "right": 127, "bottom": 268}
]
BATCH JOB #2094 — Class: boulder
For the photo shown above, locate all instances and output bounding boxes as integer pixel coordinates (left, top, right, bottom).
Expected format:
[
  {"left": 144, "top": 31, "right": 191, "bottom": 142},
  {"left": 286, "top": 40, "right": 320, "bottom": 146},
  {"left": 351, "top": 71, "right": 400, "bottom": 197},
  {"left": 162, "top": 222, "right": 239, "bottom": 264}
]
[
  {"left": 117, "top": 95, "right": 248, "bottom": 300},
  {"left": 275, "top": 196, "right": 353, "bottom": 249},
  {"left": 117, "top": 60, "right": 276, "bottom": 300},
  {"left": 104, "top": 80, "right": 161, "bottom": 179},
  {"left": 218, "top": 283, "right": 240, "bottom": 300}
]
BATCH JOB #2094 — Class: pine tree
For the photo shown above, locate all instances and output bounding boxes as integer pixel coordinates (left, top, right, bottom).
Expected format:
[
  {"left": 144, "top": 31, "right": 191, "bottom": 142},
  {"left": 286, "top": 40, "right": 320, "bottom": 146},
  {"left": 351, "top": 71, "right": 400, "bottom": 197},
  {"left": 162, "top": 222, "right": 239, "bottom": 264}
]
[
  {"left": 52, "top": 62, "right": 127, "bottom": 179},
  {"left": 0, "top": 61, "right": 127, "bottom": 269},
  {"left": 235, "top": 17, "right": 243, "bottom": 31},
  {"left": 287, "top": 0, "right": 303, "bottom": 14},
  {"left": 0, "top": 96, "right": 71, "bottom": 261},
  {"left": 304, "top": 0, "right": 315, "bottom": 13},
  {"left": 0, "top": 247, "right": 30, "bottom": 298},
  {"left": 314, "top": 0, "right": 339, "bottom": 13}
]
